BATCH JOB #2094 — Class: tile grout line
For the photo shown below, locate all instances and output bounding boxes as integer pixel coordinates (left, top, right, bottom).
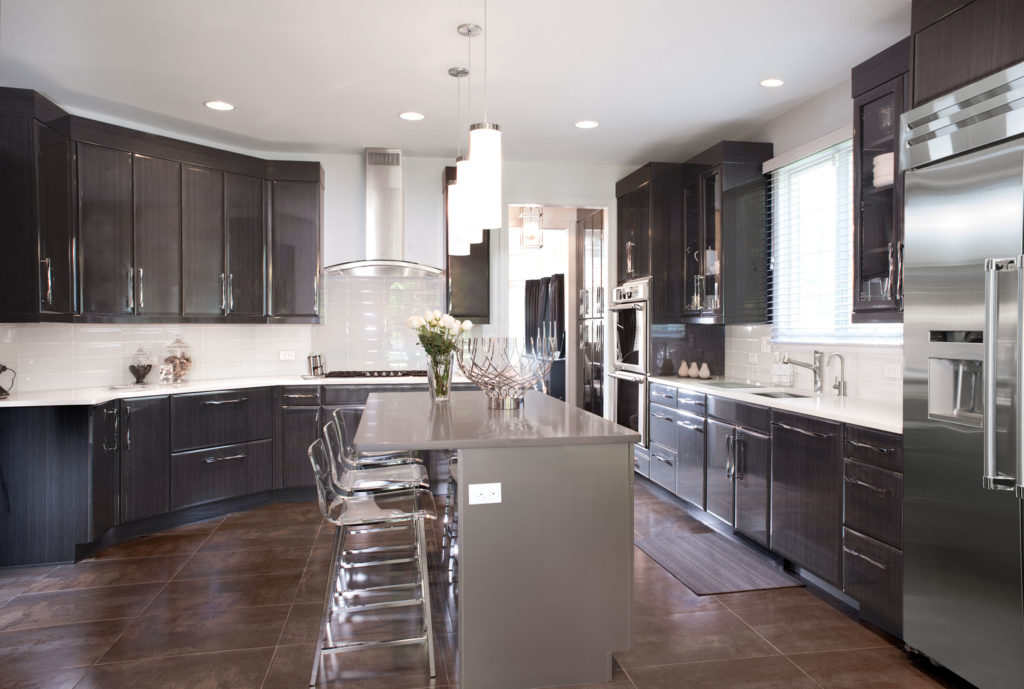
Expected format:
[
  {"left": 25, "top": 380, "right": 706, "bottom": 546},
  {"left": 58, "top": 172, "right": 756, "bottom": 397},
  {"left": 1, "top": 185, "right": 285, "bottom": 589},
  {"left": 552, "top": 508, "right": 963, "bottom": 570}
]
[
  {"left": 259, "top": 518, "right": 327, "bottom": 689},
  {"left": 70, "top": 515, "right": 223, "bottom": 689}
]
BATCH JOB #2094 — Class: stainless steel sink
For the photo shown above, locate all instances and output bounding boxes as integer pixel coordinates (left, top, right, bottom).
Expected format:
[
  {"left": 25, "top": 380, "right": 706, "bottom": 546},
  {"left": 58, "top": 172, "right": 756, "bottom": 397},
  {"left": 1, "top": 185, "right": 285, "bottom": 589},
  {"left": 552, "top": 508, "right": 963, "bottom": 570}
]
[
  {"left": 700, "top": 381, "right": 765, "bottom": 389},
  {"left": 751, "top": 391, "right": 811, "bottom": 399}
]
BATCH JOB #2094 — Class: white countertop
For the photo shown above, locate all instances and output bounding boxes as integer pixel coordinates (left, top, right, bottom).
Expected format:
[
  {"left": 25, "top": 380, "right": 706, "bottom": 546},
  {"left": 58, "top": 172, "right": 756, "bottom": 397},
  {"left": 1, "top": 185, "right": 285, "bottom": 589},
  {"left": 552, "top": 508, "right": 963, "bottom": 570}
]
[
  {"left": 0, "top": 375, "right": 467, "bottom": 408},
  {"left": 648, "top": 375, "right": 902, "bottom": 434},
  {"left": 356, "top": 390, "right": 640, "bottom": 450}
]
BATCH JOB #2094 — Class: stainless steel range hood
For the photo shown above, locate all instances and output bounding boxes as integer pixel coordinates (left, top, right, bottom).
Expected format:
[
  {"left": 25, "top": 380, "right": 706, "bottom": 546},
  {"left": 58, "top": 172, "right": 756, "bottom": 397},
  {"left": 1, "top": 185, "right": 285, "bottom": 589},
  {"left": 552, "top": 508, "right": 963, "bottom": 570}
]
[{"left": 324, "top": 147, "right": 443, "bottom": 277}]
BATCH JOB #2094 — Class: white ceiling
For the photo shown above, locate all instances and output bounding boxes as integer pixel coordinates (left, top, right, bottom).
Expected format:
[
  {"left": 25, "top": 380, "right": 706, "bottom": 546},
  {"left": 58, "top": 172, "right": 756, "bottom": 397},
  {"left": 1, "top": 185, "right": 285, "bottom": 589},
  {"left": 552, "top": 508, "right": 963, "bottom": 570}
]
[{"left": 0, "top": 0, "right": 910, "bottom": 165}]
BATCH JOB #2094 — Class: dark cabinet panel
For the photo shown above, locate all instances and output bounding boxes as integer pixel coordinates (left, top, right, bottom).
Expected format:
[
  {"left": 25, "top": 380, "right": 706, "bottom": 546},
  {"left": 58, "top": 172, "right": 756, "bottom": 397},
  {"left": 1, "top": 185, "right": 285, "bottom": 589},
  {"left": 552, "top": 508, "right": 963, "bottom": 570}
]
[
  {"left": 182, "top": 165, "right": 226, "bottom": 316},
  {"left": 707, "top": 396, "right": 770, "bottom": 433},
  {"left": 225, "top": 172, "right": 265, "bottom": 317},
  {"left": 770, "top": 412, "right": 843, "bottom": 586},
  {"left": 675, "top": 413, "right": 706, "bottom": 508},
  {"left": 914, "top": 0, "right": 1024, "bottom": 106},
  {"left": 132, "top": 154, "right": 181, "bottom": 316},
  {"left": 616, "top": 184, "right": 650, "bottom": 284},
  {"left": 843, "top": 527, "right": 903, "bottom": 635},
  {"left": 650, "top": 167, "right": 684, "bottom": 322},
  {"left": 843, "top": 459, "right": 902, "bottom": 549},
  {"left": 270, "top": 180, "right": 321, "bottom": 318},
  {"left": 681, "top": 174, "right": 703, "bottom": 317},
  {"left": 649, "top": 442, "right": 676, "bottom": 492},
  {"left": 170, "top": 438, "right": 273, "bottom": 510},
  {"left": 633, "top": 443, "right": 650, "bottom": 478},
  {"left": 280, "top": 405, "right": 320, "bottom": 488},
  {"left": 844, "top": 424, "right": 903, "bottom": 472},
  {"left": 0, "top": 116, "right": 36, "bottom": 319},
  {"left": 78, "top": 142, "right": 134, "bottom": 315},
  {"left": 649, "top": 404, "right": 679, "bottom": 450},
  {"left": 705, "top": 418, "right": 734, "bottom": 525},
  {"left": 734, "top": 428, "right": 770, "bottom": 547},
  {"left": 170, "top": 388, "right": 273, "bottom": 452},
  {"left": 35, "top": 121, "right": 74, "bottom": 315},
  {"left": 90, "top": 401, "right": 120, "bottom": 539},
  {"left": 120, "top": 396, "right": 170, "bottom": 523}
]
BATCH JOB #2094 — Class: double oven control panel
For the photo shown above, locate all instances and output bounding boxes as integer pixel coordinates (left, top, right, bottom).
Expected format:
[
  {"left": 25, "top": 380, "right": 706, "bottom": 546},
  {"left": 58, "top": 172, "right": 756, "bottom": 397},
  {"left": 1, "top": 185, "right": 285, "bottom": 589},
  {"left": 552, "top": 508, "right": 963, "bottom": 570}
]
[{"left": 613, "top": 279, "right": 649, "bottom": 305}]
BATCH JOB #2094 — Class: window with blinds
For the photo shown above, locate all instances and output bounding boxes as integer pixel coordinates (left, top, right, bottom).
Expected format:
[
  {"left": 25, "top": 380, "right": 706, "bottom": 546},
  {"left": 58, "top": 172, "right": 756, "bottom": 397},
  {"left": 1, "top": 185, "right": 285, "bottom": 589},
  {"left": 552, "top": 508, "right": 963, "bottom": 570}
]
[{"left": 767, "top": 139, "right": 901, "bottom": 343}]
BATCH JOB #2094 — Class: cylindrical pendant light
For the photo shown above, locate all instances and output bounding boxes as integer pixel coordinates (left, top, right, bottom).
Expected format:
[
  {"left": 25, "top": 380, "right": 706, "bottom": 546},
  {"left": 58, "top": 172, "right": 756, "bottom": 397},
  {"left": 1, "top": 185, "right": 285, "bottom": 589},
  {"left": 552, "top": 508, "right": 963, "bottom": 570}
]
[
  {"left": 456, "top": 155, "right": 481, "bottom": 244},
  {"left": 469, "top": 122, "right": 502, "bottom": 230},
  {"left": 447, "top": 177, "right": 470, "bottom": 256}
]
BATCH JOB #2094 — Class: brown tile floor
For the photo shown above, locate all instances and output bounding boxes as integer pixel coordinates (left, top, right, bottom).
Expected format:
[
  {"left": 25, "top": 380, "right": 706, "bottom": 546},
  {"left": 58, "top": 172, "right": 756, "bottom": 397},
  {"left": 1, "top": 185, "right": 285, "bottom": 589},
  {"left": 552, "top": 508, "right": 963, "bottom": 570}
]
[{"left": 0, "top": 482, "right": 976, "bottom": 689}]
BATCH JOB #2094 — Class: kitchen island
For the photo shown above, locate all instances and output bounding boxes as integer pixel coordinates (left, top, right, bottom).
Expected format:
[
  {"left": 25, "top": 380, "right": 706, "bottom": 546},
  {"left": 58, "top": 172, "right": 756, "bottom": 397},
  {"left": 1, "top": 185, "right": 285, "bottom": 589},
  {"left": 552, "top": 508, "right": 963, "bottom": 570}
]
[{"left": 355, "top": 390, "right": 639, "bottom": 689}]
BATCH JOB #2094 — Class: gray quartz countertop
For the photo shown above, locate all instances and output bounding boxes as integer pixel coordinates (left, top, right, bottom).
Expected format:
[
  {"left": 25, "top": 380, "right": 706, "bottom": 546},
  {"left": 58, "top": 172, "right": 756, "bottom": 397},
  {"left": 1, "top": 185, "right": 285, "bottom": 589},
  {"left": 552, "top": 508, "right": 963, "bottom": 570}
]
[
  {"left": 648, "top": 375, "right": 902, "bottom": 434},
  {"left": 354, "top": 390, "right": 641, "bottom": 451}
]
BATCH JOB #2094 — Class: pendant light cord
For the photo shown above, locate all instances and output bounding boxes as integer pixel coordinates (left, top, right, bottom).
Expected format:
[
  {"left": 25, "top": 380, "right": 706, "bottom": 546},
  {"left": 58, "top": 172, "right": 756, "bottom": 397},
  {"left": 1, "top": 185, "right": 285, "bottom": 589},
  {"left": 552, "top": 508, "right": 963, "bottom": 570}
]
[{"left": 483, "top": 0, "right": 488, "bottom": 123}]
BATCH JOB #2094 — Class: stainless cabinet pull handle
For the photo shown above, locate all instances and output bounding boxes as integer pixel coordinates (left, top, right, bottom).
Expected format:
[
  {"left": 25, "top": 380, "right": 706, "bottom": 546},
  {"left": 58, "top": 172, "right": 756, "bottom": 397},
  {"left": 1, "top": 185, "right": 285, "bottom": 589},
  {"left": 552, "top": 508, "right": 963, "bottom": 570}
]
[
  {"left": 843, "top": 546, "right": 887, "bottom": 571},
  {"left": 202, "top": 397, "right": 249, "bottom": 405},
  {"left": 652, "top": 453, "right": 673, "bottom": 466},
  {"left": 847, "top": 439, "right": 894, "bottom": 455},
  {"left": 676, "top": 420, "right": 704, "bottom": 432},
  {"left": 313, "top": 273, "right": 319, "bottom": 314},
  {"left": 137, "top": 267, "right": 144, "bottom": 310},
  {"left": 897, "top": 241, "right": 904, "bottom": 303},
  {"left": 982, "top": 256, "right": 1021, "bottom": 491},
  {"left": 677, "top": 398, "right": 703, "bottom": 406},
  {"left": 886, "top": 241, "right": 895, "bottom": 301},
  {"left": 220, "top": 273, "right": 227, "bottom": 312},
  {"left": 203, "top": 453, "right": 247, "bottom": 464},
  {"left": 126, "top": 267, "right": 135, "bottom": 311},
  {"left": 725, "top": 434, "right": 735, "bottom": 479},
  {"left": 228, "top": 273, "right": 234, "bottom": 311},
  {"left": 103, "top": 408, "right": 119, "bottom": 451},
  {"left": 734, "top": 436, "right": 745, "bottom": 480},
  {"left": 125, "top": 405, "right": 132, "bottom": 450},
  {"left": 771, "top": 422, "right": 832, "bottom": 439},
  {"left": 652, "top": 392, "right": 673, "bottom": 399},
  {"left": 40, "top": 257, "right": 53, "bottom": 305},
  {"left": 652, "top": 412, "right": 671, "bottom": 421},
  {"left": 844, "top": 476, "right": 893, "bottom": 495}
]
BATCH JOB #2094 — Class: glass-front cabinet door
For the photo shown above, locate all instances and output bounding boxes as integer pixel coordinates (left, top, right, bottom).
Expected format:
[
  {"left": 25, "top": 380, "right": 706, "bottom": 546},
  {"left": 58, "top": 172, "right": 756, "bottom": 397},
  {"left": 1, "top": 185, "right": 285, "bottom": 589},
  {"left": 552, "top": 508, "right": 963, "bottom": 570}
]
[
  {"left": 616, "top": 186, "right": 650, "bottom": 284},
  {"left": 852, "top": 75, "right": 905, "bottom": 321},
  {"left": 700, "top": 168, "right": 723, "bottom": 320}
]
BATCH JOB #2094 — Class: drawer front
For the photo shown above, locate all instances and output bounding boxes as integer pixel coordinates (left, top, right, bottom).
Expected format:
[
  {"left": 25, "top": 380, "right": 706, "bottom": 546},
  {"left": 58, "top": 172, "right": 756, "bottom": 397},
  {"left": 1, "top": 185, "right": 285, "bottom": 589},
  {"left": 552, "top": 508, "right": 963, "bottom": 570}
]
[
  {"left": 708, "top": 396, "right": 769, "bottom": 433},
  {"left": 676, "top": 390, "right": 706, "bottom": 414},
  {"left": 281, "top": 386, "right": 321, "bottom": 406},
  {"left": 649, "top": 405, "right": 680, "bottom": 449},
  {"left": 649, "top": 383, "right": 677, "bottom": 407},
  {"left": 634, "top": 443, "right": 650, "bottom": 478},
  {"left": 321, "top": 383, "right": 424, "bottom": 406},
  {"left": 649, "top": 442, "right": 677, "bottom": 491},
  {"left": 844, "top": 425, "right": 903, "bottom": 472},
  {"left": 843, "top": 527, "right": 903, "bottom": 636},
  {"left": 170, "top": 439, "right": 273, "bottom": 510},
  {"left": 843, "top": 459, "right": 902, "bottom": 548},
  {"left": 170, "top": 388, "right": 273, "bottom": 452}
]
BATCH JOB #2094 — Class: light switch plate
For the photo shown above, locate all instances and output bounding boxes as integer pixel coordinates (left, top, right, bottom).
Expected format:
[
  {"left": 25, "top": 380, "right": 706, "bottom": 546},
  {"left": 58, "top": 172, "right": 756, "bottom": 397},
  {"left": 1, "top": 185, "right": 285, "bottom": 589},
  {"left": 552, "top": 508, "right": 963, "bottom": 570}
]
[
  {"left": 279, "top": 350, "right": 296, "bottom": 361},
  {"left": 468, "top": 482, "right": 502, "bottom": 505}
]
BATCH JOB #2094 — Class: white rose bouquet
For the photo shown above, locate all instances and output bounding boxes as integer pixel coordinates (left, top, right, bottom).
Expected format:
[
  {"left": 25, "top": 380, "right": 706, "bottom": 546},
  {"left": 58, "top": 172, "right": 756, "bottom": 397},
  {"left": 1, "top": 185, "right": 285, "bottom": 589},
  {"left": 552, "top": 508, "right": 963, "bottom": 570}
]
[{"left": 406, "top": 310, "right": 473, "bottom": 401}]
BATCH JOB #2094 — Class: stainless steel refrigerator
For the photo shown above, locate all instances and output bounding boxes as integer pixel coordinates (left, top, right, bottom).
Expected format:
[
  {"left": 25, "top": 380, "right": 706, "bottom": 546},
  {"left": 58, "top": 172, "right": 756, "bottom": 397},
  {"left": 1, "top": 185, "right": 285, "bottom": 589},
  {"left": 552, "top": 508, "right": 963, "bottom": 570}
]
[{"left": 902, "top": 61, "right": 1024, "bottom": 689}]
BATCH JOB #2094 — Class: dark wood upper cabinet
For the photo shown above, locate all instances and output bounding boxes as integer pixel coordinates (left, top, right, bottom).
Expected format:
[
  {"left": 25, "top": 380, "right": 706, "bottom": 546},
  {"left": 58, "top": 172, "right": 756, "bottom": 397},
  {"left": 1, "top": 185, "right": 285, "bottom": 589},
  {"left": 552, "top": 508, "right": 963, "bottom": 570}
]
[
  {"left": 132, "top": 154, "right": 181, "bottom": 316},
  {"left": 913, "top": 0, "right": 1024, "bottom": 106},
  {"left": 615, "top": 165, "right": 663, "bottom": 285},
  {"left": 851, "top": 39, "right": 910, "bottom": 323},
  {"left": 182, "top": 165, "right": 226, "bottom": 316},
  {"left": 225, "top": 173, "right": 266, "bottom": 318},
  {"left": 269, "top": 180, "right": 322, "bottom": 320},
  {"left": 119, "top": 396, "right": 170, "bottom": 523},
  {"left": 681, "top": 142, "right": 772, "bottom": 325},
  {"left": 78, "top": 142, "right": 134, "bottom": 316},
  {"left": 35, "top": 121, "right": 74, "bottom": 315}
]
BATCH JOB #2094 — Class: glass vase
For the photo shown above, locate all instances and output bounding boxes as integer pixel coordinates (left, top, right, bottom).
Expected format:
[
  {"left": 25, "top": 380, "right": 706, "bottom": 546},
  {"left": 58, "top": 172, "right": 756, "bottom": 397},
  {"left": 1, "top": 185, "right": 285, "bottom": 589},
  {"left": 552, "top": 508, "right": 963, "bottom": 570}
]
[{"left": 427, "top": 352, "right": 453, "bottom": 403}]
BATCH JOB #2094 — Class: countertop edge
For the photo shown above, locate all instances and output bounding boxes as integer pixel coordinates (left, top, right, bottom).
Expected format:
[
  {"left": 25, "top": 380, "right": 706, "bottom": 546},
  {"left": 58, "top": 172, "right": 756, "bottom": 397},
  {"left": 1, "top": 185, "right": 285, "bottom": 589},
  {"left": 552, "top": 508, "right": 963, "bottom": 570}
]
[{"left": 648, "top": 375, "right": 903, "bottom": 434}]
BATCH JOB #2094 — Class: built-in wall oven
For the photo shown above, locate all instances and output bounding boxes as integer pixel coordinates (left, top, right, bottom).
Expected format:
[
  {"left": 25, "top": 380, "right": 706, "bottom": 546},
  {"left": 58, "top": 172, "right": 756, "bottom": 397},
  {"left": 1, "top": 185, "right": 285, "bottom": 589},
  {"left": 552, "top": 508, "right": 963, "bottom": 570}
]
[
  {"left": 610, "top": 278, "right": 649, "bottom": 374},
  {"left": 609, "top": 369, "right": 647, "bottom": 447}
]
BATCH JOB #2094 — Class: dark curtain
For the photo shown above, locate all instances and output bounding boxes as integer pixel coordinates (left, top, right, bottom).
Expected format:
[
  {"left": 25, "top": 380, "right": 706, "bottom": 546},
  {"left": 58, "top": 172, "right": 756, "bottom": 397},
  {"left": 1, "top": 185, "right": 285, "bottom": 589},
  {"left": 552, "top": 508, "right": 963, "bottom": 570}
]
[{"left": 524, "top": 279, "right": 541, "bottom": 344}]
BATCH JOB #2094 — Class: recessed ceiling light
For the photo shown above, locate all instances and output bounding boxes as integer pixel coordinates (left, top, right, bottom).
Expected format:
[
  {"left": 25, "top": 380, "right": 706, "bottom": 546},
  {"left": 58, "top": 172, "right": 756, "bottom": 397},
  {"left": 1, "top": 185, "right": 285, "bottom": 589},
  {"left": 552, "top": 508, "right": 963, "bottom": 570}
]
[
  {"left": 574, "top": 120, "right": 599, "bottom": 129},
  {"left": 204, "top": 100, "right": 235, "bottom": 111},
  {"left": 759, "top": 78, "right": 784, "bottom": 88},
  {"left": 399, "top": 111, "right": 425, "bottom": 121}
]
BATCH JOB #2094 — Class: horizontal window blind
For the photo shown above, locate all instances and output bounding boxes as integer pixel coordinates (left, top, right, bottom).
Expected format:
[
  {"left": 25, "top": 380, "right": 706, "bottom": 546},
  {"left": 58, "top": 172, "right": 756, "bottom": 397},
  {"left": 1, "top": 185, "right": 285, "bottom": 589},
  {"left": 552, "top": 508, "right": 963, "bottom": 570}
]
[{"left": 767, "top": 139, "right": 901, "bottom": 344}]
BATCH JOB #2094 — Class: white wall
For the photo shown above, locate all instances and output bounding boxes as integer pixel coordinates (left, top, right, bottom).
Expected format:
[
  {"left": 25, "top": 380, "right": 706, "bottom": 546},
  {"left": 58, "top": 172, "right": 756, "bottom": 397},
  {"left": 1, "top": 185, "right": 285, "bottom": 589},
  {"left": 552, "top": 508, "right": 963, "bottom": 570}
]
[{"left": 741, "top": 78, "right": 852, "bottom": 153}]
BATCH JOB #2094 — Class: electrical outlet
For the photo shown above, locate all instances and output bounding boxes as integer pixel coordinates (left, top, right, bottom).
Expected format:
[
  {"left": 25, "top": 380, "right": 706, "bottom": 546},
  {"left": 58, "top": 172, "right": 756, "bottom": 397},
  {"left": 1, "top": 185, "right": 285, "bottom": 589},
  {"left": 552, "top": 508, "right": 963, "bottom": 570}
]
[
  {"left": 884, "top": 363, "right": 900, "bottom": 378},
  {"left": 279, "top": 350, "right": 296, "bottom": 361},
  {"left": 747, "top": 352, "right": 758, "bottom": 363},
  {"left": 468, "top": 482, "right": 502, "bottom": 505}
]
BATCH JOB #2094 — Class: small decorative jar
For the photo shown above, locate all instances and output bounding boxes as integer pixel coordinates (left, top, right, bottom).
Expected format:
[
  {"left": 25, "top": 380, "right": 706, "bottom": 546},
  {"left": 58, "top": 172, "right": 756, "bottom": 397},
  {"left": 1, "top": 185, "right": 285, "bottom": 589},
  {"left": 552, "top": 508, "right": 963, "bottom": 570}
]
[
  {"left": 688, "top": 361, "right": 699, "bottom": 378},
  {"left": 678, "top": 360, "right": 689, "bottom": 377},
  {"left": 698, "top": 362, "right": 711, "bottom": 379},
  {"left": 128, "top": 346, "right": 153, "bottom": 385},
  {"left": 163, "top": 335, "right": 194, "bottom": 384}
]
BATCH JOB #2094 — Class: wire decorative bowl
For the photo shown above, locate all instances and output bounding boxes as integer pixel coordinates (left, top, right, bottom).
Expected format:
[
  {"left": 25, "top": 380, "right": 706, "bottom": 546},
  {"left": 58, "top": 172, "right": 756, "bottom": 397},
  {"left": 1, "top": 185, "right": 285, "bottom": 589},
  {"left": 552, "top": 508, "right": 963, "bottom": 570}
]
[{"left": 455, "top": 331, "right": 559, "bottom": 409}]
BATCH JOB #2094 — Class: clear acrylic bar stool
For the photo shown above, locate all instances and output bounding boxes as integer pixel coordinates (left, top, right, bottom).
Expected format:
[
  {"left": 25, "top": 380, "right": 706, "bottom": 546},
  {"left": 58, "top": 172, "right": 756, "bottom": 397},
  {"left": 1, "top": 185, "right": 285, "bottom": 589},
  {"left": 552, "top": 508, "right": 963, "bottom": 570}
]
[
  {"left": 322, "top": 419, "right": 429, "bottom": 494},
  {"left": 307, "top": 438, "right": 437, "bottom": 686},
  {"left": 331, "top": 407, "right": 425, "bottom": 468}
]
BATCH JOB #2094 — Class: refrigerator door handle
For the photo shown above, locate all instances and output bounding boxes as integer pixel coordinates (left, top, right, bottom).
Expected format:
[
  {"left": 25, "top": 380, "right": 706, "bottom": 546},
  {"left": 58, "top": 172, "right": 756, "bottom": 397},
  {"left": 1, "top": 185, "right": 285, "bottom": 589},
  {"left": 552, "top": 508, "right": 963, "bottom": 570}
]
[{"left": 982, "top": 256, "right": 1021, "bottom": 491}]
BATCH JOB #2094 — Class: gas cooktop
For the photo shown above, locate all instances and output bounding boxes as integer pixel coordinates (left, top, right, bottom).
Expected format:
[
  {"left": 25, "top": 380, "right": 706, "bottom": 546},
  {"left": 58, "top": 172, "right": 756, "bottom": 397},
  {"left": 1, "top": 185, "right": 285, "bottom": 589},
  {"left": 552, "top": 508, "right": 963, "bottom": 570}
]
[{"left": 324, "top": 370, "right": 427, "bottom": 378}]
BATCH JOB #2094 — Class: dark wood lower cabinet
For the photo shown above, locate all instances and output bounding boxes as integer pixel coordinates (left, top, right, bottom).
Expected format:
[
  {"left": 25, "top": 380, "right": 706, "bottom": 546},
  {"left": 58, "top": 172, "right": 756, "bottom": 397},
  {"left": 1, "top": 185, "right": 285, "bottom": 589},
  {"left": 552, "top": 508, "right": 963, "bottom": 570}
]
[
  {"left": 280, "top": 405, "right": 320, "bottom": 488},
  {"left": 674, "top": 413, "right": 705, "bottom": 508},
  {"left": 170, "top": 439, "right": 273, "bottom": 510},
  {"left": 770, "top": 411, "right": 843, "bottom": 586},
  {"left": 90, "top": 401, "right": 120, "bottom": 539},
  {"left": 734, "top": 428, "right": 770, "bottom": 548},
  {"left": 169, "top": 388, "right": 273, "bottom": 452},
  {"left": 705, "top": 418, "right": 734, "bottom": 525},
  {"left": 120, "top": 396, "right": 170, "bottom": 523},
  {"left": 843, "top": 527, "right": 903, "bottom": 635}
]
